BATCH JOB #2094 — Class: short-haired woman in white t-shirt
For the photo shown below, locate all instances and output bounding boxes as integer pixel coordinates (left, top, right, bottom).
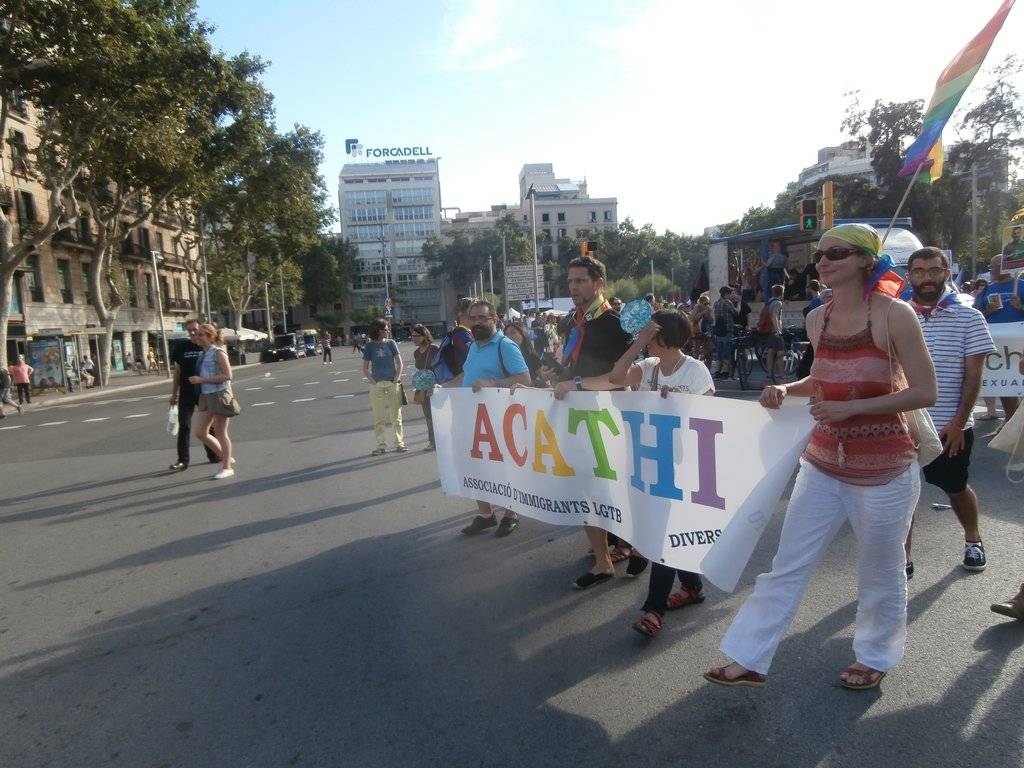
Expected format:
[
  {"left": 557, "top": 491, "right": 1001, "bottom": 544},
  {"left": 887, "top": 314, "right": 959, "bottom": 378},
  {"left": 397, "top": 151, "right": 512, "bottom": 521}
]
[{"left": 608, "top": 309, "right": 716, "bottom": 638}]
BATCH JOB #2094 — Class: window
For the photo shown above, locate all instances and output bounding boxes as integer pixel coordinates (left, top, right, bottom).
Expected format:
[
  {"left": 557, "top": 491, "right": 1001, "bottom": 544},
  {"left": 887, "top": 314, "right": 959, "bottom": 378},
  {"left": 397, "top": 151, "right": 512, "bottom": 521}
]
[
  {"left": 393, "top": 221, "right": 436, "bottom": 238},
  {"left": 343, "top": 189, "right": 386, "bottom": 205},
  {"left": 81, "top": 263, "right": 92, "bottom": 303},
  {"left": 353, "top": 274, "right": 385, "bottom": 290},
  {"left": 543, "top": 228, "right": 552, "bottom": 242},
  {"left": 394, "top": 205, "right": 432, "bottom": 221},
  {"left": 143, "top": 272, "right": 154, "bottom": 308},
  {"left": 139, "top": 227, "right": 151, "bottom": 253},
  {"left": 160, "top": 276, "right": 170, "bottom": 307},
  {"left": 343, "top": 178, "right": 364, "bottom": 184},
  {"left": 558, "top": 228, "right": 567, "bottom": 239},
  {"left": 393, "top": 239, "right": 426, "bottom": 256},
  {"left": 350, "top": 207, "right": 386, "bottom": 223},
  {"left": 79, "top": 215, "right": 92, "bottom": 244},
  {"left": 175, "top": 277, "right": 183, "bottom": 299},
  {"left": 25, "top": 256, "right": 43, "bottom": 302},
  {"left": 391, "top": 187, "right": 433, "bottom": 204},
  {"left": 604, "top": 210, "right": 612, "bottom": 222},
  {"left": 589, "top": 211, "right": 597, "bottom": 223},
  {"left": 125, "top": 269, "right": 138, "bottom": 307},
  {"left": 156, "top": 231, "right": 165, "bottom": 255},
  {"left": 348, "top": 224, "right": 389, "bottom": 241},
  {"left": 15, "top": 190, "right": 36, "bottom": 225},
  {"left": 541, "top": 213, "right": 550, "bottom": 223},
  {"left": 56, "top": 259, "right": 72, "bottom": 303},
  {"left": 557, "top": 212, "right": 565, "bottom": 223}
]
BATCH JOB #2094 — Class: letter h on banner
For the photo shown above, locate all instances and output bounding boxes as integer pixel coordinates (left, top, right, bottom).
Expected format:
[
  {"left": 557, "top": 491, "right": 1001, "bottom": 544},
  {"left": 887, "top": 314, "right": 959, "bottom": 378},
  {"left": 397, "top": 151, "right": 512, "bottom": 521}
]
[{"left": 620, "top": 411, "right": 683, "bottom": 500}]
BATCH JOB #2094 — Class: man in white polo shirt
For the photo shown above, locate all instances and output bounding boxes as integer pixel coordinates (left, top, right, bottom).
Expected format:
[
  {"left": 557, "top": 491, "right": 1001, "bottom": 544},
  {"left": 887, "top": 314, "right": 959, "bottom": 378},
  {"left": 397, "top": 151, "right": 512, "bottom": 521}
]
[{"left": 904, "top": 247, "right": 996, "bottom": 575}]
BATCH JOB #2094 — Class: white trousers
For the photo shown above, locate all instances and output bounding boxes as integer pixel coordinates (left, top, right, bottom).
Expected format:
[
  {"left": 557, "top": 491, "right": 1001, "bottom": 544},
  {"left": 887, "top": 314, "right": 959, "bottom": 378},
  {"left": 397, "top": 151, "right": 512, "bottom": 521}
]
[{"left": 720, "top": 460, "right": 920, "bottom": 675}]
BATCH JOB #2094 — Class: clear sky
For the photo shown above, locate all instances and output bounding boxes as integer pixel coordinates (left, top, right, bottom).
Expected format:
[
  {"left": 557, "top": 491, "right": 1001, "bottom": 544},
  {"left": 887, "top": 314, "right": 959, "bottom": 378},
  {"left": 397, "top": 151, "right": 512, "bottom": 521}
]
[{"left": 197, "top": 0, "right": 1023, "bottom": 235}]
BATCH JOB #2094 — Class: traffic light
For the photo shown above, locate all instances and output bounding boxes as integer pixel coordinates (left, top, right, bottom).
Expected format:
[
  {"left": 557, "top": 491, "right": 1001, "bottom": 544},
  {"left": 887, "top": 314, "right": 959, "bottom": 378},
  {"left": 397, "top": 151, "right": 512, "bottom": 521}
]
[
  {"left": 580, "top": 240, "right": 597, "bottom": 257},
  {"left": 821, "top": 181, "right": 834, "bottom": 230},
  {"left": 799, "top": 198, "right": 818, "bottom": 231}
]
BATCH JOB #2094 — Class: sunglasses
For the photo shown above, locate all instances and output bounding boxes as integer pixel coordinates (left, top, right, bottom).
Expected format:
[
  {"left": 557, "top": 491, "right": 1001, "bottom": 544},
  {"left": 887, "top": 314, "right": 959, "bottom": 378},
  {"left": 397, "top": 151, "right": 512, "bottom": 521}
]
[{"left": 812, "top": 247, "right": 861, "bottom": 264}]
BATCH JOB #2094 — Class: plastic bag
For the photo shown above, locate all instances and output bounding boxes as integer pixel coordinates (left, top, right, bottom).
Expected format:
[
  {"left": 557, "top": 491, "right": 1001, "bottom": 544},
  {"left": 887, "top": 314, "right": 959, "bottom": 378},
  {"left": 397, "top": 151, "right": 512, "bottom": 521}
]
[
  {"left": 166, "top": 405, "right": 179, "bottom": 436},
  {"left": 989, "top": 406, "right": 1024, "bottom": 483}
]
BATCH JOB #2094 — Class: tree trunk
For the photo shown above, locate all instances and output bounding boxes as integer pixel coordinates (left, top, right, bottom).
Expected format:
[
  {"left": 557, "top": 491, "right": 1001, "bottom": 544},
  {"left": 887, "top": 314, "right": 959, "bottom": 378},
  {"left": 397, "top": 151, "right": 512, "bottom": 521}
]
[{"left": 0, "top": 271, "right": 14, "bottom": 370}]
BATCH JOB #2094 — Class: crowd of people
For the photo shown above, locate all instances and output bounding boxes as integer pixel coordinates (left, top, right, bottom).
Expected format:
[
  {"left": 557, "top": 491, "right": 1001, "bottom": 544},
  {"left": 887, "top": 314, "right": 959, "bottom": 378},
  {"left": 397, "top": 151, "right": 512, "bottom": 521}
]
[
  {"left": 57, "top": 221, "right": 1023, "bottom": 688},
  {"left": 384, "top": 223, "right": 1023, "bottom": 691}
]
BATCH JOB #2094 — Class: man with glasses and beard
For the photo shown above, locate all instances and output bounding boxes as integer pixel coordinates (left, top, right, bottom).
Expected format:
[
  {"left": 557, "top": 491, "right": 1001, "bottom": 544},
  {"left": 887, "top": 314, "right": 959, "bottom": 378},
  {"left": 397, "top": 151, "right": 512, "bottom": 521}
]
[
  {"left": 903, "top": 247, "right": 995, "bottom": 576},
  {"left": 168, "top": 319, "right": 218, "bottom": 471},
  {"left": 447, "top": 300, "right": 532, "bottom": 537}
]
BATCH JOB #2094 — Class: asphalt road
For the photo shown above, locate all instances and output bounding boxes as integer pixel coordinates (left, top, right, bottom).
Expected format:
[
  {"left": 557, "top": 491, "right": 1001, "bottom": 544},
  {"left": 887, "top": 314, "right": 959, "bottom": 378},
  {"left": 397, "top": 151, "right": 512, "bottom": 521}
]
[{"left": 1, "top": 346, "right": 1022, "bottom": 768}]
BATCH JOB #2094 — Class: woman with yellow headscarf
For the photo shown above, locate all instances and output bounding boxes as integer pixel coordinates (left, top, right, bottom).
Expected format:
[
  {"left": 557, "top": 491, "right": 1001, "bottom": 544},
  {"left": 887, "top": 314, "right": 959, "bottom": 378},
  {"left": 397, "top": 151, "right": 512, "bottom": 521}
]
[{"left": 705, "top": 223, "right": 936, "bottom": 691}]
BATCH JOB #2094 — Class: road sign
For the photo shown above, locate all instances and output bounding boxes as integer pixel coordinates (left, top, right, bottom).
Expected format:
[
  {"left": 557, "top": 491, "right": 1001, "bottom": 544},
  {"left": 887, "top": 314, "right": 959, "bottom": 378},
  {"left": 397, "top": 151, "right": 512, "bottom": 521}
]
[{"left": 505, "top": 264, "right": 545, "bottom": 301}]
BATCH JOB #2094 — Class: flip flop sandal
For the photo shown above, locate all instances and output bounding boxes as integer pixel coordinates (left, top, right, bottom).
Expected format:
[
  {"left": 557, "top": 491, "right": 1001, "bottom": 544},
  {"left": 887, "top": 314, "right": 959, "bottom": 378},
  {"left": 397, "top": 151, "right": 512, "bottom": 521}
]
[
  {"left": 667, "top": 586, "right": 706, "bottom": 610},
  {"left": 839, "top": 666, "right": 885, "bottom": 690},
  {"left": 703, "top": 666, "right": 767, "bottom": 688},
  {"left": 632, "top": 611, "right": 662, "bottom": 638}
]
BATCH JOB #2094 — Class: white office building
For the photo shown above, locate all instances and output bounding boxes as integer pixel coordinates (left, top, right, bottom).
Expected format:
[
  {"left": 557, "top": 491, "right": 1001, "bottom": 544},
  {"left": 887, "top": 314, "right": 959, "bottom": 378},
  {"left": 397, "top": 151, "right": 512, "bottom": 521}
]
[
  {"left": 518, "top": 163, "right": 617, "bottom": 260},
  {"left": 338, "top": 158, "right": 443, "bottom": 324}
]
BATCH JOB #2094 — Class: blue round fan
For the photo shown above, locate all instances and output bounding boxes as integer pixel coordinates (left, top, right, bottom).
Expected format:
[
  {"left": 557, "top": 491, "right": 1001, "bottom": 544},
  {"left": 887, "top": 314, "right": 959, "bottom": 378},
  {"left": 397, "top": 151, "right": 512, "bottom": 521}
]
[
  {"left": 618, "top": 299, "right": 653, "bottom": 336},
  {"left": 412, "top": 368, "right": 437, "bottom": 391}
]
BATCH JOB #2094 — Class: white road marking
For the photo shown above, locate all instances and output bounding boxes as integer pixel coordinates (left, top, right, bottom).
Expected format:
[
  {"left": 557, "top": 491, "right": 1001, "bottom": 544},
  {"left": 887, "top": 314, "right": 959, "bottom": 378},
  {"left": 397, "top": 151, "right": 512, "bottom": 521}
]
[
  {"left": 40, "top": 421, "right": 68, "bottom": 426},
  {"left": 304, "top": 382, "right": 320, "bottom": 386},
  {"left": 333, "top": 394, "right": 355, "bottom": 399},
  {"left": 273, "top": 384, "right": 291, "bottom": 389},
  {"left": 245, "top": 387, "right": 262, "bottom": 391},
  {"left": 252, "top": 402, "right": 274, "bottom": 407},
  {"left": 123, "top": 413, "right": 150, "bottom": 419},
  {"left": 82, "top": 417, "right": 110, "bottom": 423},
  {"left": 333, "top": 379, "right": 349, "bottom": 383},
  {"left": 293, "top": 397, "right": 315, "bottom": 403},
  {"left": 0, "top": 425, "right": 25, "bottom": 430}
]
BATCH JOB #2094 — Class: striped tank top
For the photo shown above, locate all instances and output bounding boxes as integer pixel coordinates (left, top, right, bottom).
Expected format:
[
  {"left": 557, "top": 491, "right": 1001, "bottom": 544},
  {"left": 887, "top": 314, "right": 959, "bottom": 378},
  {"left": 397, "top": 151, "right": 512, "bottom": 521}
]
[{"left": 803, "top": 299, "right": 916, "bottom": 486}]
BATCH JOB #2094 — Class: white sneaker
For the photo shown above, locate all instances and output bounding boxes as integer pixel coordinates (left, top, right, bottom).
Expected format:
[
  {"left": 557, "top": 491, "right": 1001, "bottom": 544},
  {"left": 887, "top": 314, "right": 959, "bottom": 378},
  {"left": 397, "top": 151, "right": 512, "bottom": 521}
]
[{"left": 213, "top": 468, "right": 235, "bottom": 480}]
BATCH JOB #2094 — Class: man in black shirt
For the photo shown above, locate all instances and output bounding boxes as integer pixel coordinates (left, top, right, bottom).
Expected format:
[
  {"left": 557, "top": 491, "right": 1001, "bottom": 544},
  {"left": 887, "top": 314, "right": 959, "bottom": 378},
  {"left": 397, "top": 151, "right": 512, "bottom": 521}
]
[
  {"left": 168, "top": 319, "right": 218, "bottom": 470},
  {"left": 542, "top": 255, "right": 634, "bottom": 589}
]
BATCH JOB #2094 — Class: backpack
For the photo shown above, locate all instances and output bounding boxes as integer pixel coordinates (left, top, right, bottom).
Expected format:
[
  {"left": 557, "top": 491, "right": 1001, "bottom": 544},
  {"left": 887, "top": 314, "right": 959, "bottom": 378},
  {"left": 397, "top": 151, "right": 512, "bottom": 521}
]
[
  {"left": 756, "top": 300, "right": 777, "bottom": 334},
  {"left": 431, "top": 329, "right": 467, "bottom": 384}
]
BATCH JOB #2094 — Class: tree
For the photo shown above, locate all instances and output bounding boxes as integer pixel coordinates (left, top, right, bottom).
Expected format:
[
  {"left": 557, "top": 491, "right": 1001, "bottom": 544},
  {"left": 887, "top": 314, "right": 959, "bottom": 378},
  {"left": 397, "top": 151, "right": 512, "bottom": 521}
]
[
  {"left": 296, "top": 235, "right": 355, "bottom": 318},
  {"left": 203, "top": 124, "right": 332, "bottom": 331}
]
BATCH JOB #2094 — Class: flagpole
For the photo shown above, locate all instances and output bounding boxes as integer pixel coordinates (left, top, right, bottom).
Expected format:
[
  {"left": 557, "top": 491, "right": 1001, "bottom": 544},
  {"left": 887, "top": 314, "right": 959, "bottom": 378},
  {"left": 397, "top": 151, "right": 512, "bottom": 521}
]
[{"left": 881, "top": 162, "right": 926, "bottom": 245}]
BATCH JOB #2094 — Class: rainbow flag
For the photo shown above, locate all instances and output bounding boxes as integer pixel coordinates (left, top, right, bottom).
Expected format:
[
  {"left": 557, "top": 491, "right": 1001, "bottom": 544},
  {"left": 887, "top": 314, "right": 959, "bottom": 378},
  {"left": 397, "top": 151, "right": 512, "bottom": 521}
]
[{"left": 898, "top": 0, "right": 1015, "bottom": 182}]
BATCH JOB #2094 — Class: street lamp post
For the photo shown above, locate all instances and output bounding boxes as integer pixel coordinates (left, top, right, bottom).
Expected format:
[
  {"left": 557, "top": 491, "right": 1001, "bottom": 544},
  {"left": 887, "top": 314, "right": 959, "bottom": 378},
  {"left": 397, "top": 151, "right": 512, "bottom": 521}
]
[
  {"left": 527, "top": 184, "right": 541, "bottom": 315},
  {"left": 379, "top": 226, "right": 391, "bottom": 319},
  {"left": 149, "top": 250, "right": 172, "bottom": 378},
  {"left": 279, "top": 263, "right": 287, "bottom": 333},
  {"left": 263, "top": 282, "right": 273, "bottom": 339}
]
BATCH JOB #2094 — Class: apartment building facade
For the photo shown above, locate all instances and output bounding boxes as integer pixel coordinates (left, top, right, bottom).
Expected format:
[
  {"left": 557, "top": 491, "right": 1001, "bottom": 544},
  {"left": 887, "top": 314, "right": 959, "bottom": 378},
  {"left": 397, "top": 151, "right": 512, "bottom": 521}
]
[{"left": 2, "top": 99, "right": 195, "bottom": 378}]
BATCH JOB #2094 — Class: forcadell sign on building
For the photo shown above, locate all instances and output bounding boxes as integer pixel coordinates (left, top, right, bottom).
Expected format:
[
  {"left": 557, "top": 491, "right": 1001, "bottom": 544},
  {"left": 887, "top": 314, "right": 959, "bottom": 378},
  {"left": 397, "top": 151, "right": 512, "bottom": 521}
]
[{"left": 345, "top": 138, "right": 433, "bottom": 160}]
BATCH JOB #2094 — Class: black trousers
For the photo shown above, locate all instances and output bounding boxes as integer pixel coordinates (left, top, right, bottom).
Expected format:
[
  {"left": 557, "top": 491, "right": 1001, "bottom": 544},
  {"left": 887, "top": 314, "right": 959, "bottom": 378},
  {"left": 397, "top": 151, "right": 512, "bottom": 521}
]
[
  {"left": 323, "top": 347, "right": 332, "bottom": 362},
  {"left": 641, "top": 563, "right": 703, "bottom": 616},
  {"left": 15, "top": 383, "right": 30, "bottom": 404},
  {"left": 177, "top": 399, "right": 218, "bottom": 465}
]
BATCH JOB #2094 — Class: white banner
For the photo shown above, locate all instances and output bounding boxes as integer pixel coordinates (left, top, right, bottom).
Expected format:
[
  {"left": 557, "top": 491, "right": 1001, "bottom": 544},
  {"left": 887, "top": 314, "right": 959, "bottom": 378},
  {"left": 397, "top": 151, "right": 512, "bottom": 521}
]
[
  {"left": 433, "top": 388, "right": 814, "bottom": 591},
  {"left": 981, "top": 321, "right": 1024, "bottom": 397}
]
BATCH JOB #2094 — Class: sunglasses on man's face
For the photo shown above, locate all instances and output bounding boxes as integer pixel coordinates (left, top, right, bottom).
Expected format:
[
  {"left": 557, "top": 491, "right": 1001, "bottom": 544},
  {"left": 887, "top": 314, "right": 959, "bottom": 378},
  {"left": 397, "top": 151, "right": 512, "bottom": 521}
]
[{"left": 812, "top": 247, "right": 861, "bottom": 264}]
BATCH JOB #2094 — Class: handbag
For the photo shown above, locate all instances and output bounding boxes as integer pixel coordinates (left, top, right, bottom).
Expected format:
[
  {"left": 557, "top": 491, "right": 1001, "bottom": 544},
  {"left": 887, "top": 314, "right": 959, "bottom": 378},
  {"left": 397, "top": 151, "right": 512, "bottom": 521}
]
[
  {"left": 398, "top": 381, "right": 408, "bottom": 406},
  {"left": 885, "top": 302, "right": 942, "bottom": 468},
  {"left": 210, "top": 384, "right": 241, "bottom": 417}
]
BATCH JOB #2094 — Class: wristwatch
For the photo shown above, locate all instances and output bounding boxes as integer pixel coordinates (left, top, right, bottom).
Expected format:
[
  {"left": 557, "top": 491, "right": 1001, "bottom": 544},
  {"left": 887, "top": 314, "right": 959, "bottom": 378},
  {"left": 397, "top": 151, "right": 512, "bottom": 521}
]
[{"left": 573, "top": 375, "right": 584, "bottom": 391}]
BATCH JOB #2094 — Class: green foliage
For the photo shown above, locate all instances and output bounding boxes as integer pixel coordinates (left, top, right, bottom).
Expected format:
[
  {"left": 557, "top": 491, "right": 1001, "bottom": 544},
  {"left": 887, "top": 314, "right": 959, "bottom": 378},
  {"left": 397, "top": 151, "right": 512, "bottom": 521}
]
[{"left": 296, "top": 235, "right": 355, "bottom": 311}]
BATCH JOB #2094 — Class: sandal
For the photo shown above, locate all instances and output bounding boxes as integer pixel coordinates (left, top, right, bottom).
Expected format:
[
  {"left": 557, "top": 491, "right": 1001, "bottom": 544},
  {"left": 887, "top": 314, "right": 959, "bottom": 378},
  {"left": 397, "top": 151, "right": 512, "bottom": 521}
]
[
  {"left": 839, "top": 665, "right": 885, "bottom": 690},
  {"left": 609, "top": 547, "right": 631, "bottom": 564},
  {"left": 703, "top": 665, "right": 766, "bottom": 688},
  {"left": 667, "top": 585, "right": 706, "bottom": 610},
  {"left": 632, "top": 610, "right": 662, "bottom": 638},
  {"left": 573, "top": 571, "right": 613, "bottom": 590},
  {"left": 625, "top": 554, "right": 650, "bottom": 577}
]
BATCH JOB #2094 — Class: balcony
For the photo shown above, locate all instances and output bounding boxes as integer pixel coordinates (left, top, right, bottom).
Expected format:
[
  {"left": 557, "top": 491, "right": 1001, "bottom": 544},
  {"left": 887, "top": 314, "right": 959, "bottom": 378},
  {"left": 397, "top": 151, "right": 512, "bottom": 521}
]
[
  {"left": 18, "top": 218, "right": 42, "bottom": 240},
  {"left": 0, "top": 186, "right": 12, "bottom": 210},
  {"left": 153, "top": 209, "right": 181, "bottom": 227},
  {"left": 53, "top": 226, "right": 94, "bottom": 248},
  {"left": 167, "top": 298, "right": 193, "bottom": 312}
]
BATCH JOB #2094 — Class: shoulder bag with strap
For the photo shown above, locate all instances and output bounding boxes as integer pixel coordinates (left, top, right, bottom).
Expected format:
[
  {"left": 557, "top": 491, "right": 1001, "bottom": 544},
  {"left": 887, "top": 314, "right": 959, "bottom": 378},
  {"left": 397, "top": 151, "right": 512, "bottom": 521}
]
[{"left": 885, "top": 301, "right": 941, "bottom": 467}]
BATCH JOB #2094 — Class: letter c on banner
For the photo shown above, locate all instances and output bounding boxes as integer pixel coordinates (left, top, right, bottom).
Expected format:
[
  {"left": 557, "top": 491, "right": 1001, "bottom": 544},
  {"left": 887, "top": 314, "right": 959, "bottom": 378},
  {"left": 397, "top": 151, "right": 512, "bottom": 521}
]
[
  {"left": 470, "top": 403, "right": 503, "bottom": 462},
  {"left": 503, "top": 404, "right": 528, "bottom": 466}
]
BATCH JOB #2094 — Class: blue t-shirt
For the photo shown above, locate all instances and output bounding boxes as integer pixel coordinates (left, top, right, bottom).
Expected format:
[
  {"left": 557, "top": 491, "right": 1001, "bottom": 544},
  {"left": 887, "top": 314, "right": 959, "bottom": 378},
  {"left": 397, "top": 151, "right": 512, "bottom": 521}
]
[
  {"left": 363, "top": 339, "right": 400, "bottom": 381},
  {"left": 974, "top": 279, "right": 1024, "bottom": 323},
  {"left": 461, "top": 332, "right": 528, "bottom": 389}
]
